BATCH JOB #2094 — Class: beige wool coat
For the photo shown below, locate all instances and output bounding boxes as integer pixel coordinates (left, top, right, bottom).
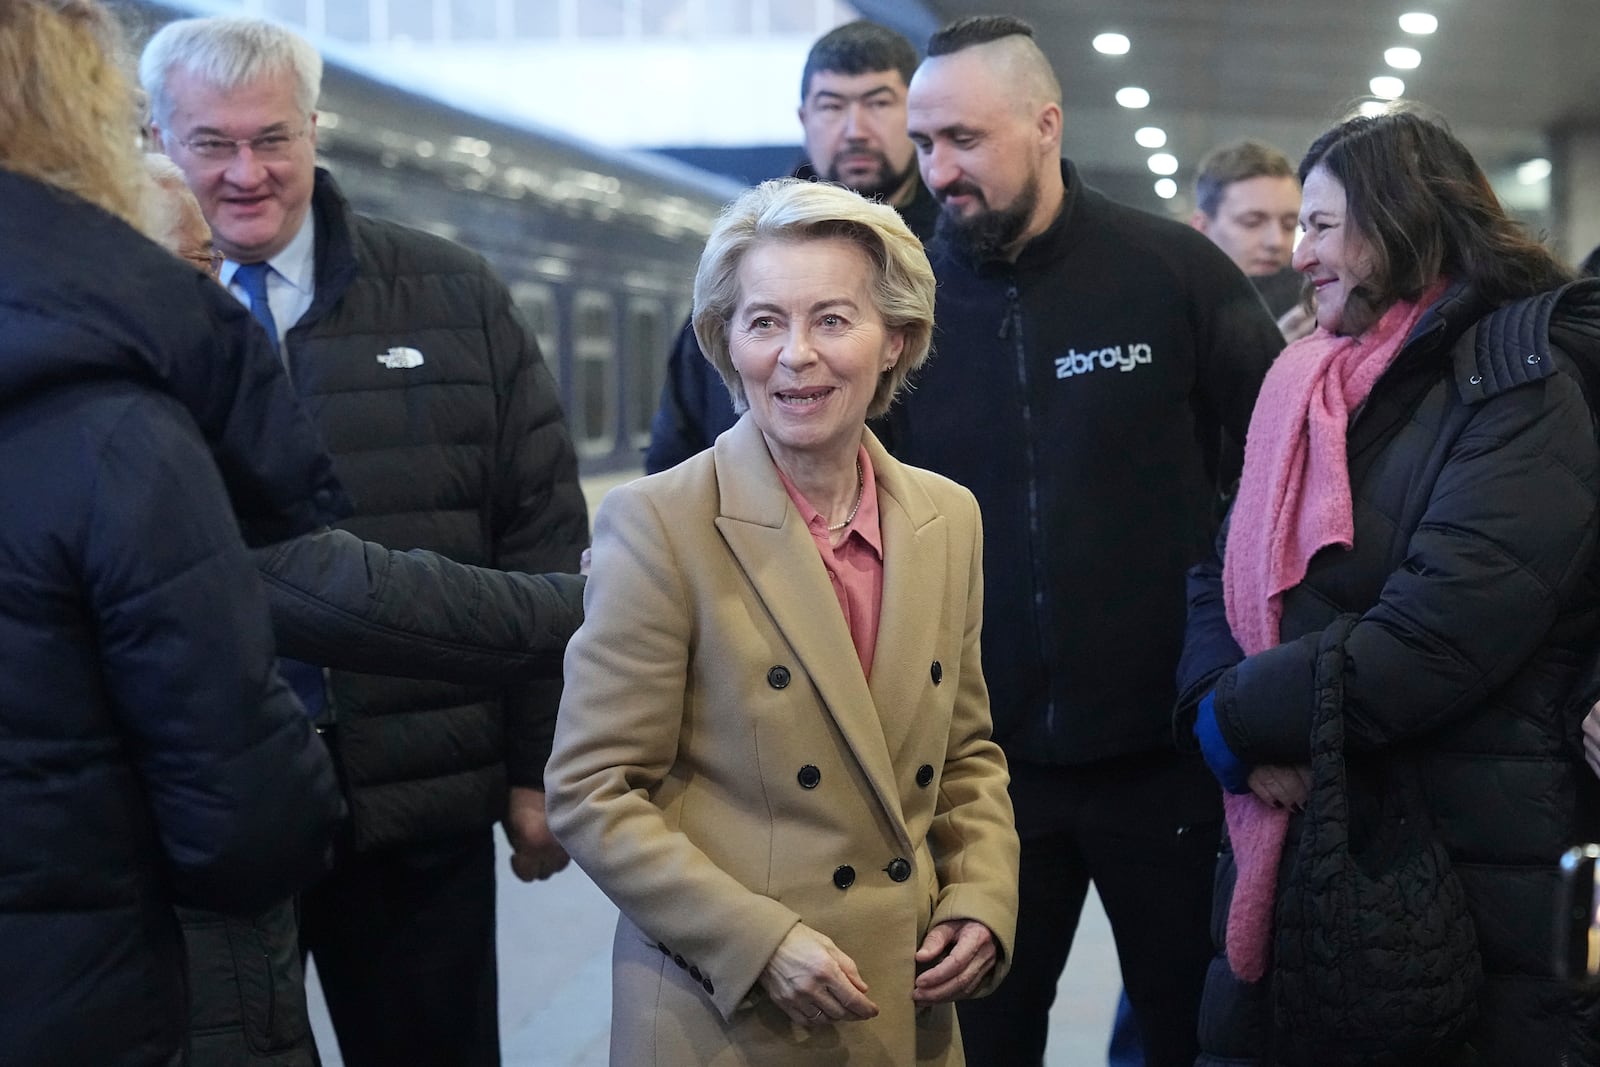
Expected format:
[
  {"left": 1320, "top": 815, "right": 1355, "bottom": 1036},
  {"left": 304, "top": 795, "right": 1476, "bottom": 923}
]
[{"left": 546, "top": 416, "right": 1019, "bottom": 1066}]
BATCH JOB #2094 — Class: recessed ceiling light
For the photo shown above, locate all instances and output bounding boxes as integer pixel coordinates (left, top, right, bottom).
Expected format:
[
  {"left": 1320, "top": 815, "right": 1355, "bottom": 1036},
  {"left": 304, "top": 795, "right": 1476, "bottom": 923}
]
[
  {"left": 1517, "top": 158, "right": 1553, "bottom": 184},
  {"left": 1116, "top": 87, "right": 1150, "bottom": 109},
  {"left": 1399, "top": 12, "right": 1438, "bottom": 34},
  {"left": 1135, "top": 126, "right": 1167, "bottom": 148},
  {"left": 1385, "top": 46, "right": 1422, "bottom": 69},
  {"left": 1369, "top": 76, "right": 1405, "bottom": 99},
  {"left": 1093, "top": 32, "right": 1130, "bottom": 55},
  {"left": 1154, "top": 178, "right": 1177, "bottom": 200},
  {"left": 1147, "top": 153, "right": 1178, "bottom": 176}
]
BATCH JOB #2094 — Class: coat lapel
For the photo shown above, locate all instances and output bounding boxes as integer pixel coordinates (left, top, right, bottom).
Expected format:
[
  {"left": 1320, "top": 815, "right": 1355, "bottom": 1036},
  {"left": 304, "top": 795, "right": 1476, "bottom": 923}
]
[
  {"left": 712, "top": 417, "right": 913, "bottom": 853},
  {"left": 865, "top": 434, "right": 948, "bottom": 767}
]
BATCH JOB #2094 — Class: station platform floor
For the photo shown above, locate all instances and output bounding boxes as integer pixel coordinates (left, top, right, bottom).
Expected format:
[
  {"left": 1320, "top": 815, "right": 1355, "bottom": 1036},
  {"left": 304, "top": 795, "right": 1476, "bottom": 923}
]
[
  {"left": 306, "top": 468, "right": 1128, "bottom": 1065},
  {"left": 307, "top": 838, "right": 1127, "bottom": 1066}
]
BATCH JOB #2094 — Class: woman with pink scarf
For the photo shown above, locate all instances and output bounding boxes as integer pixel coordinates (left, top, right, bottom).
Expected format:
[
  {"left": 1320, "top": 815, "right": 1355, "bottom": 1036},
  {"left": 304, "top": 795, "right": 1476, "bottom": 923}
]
[{"left": 1176, "top": 107, "right": 1600, "bottom": 1065}]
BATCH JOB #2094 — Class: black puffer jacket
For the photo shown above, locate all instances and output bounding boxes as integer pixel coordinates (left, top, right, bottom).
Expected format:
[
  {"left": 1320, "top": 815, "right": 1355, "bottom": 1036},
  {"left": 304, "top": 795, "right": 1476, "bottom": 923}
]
[
  {"left": 289, "top": 170, "right": 588, "bottom": 849},
  {"left": 1176, "top": 281, "right": 1600, "bottom": 1065},
  {"left": 0, "top": 172, "right": 347, "bottom": 1067}
]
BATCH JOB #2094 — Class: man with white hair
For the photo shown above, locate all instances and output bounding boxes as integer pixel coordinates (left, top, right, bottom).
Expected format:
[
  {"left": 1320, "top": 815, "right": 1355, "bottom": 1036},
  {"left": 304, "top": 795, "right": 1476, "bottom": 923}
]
[
  {"left": 896, "top": 15, "right": 1284, "bottom": 1065},
  {"left": 141, "top": 17, "right": 588, "bottom": 1067}
]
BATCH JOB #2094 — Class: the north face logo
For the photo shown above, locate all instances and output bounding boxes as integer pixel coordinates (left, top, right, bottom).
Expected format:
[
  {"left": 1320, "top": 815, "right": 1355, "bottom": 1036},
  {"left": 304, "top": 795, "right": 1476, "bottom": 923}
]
[
  {"left": 1054, "top": 342, "right": 1152, "bottom": 379},
  {"left": 376, "top": 347, "right": 425, "bottom": 369}
]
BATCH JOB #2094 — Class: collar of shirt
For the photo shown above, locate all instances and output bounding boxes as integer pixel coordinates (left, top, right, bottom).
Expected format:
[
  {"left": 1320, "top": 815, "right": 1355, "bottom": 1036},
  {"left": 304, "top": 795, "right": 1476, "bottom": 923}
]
[
  {"left": 776, "top": 444, "right": 883, "bottom": 560},
  {"left": 220, "top": 209, "right": 317, "bottom": 339}
]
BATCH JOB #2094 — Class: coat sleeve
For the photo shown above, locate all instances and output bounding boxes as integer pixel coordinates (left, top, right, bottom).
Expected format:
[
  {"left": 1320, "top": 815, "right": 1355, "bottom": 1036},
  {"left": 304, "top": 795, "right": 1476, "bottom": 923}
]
[
  {"left": 644, "top": 320, "right": 735, "bottom": 475},
  {"left": 1216, "top": 372, "right": 1600, "bottom": 763},
  {"left": 544, "top": 483, "right": 801, "bottom": 1020},
  {"left": 256, "top": 529, "right": 583, "bottom": 684},
  {"left": 1173, "top": 509, "right": 1246, "bottom": 749},
  {"left": 926, "top": 488, "right": 1020, "bottom": 993},
  {"left": 1186, "top": 242, "right": 1283, "bottom": 477},
  {"left": 85, "top": 401, "right": 343, "bottom": 914},
  {"left": 481, "top": 268, "right": 590, "bottom": 790}
]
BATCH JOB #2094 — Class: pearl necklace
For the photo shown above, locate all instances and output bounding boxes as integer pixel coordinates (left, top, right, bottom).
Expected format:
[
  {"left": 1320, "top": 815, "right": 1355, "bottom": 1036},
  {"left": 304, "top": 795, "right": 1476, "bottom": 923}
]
[{"left": 827, "top": 459, "right": 865, "bottom": 532}]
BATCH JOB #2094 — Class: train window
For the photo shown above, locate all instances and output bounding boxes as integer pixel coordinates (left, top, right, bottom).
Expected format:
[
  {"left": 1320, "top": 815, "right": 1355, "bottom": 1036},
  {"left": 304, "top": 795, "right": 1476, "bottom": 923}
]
[
  {"left": 513, "top": 0, "right": 559, "bottom": 37},
  {"left": 449, "top": 0, "right": 499, "bottom": 40},
  {"left": 510, "top": 282, "right": 561, "bottom": 389},
  {"left": 387, "top": 0, "right": 434, "bottom": 43},
  {"left": 624, "top": 299, "right": 666, "bottom": 447},
  {"left": 573, "top": 292, "right": 617, "bottom": 458},
  {"left": 263, "top": 0, "right": 307, "bottom": 26},
  {"left": 577, "top": 0, "right": 624, "bottom": 36},
  {"left": 323, "top": 2, "right": 368, "bottom": 42},
  {"left": 699, "top": 0, "right": 752, "bottom": 34}
]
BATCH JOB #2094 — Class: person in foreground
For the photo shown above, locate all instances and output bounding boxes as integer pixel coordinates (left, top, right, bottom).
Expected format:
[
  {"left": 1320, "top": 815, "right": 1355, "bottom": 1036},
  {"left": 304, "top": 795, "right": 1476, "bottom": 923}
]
[
  {"left": 1176, "top": 105, "right": 1600, "bottom": 1065},
  {"left": 546, "top": 178, "right": 1020, "bottom": 1064},
  {"left": 0, "top": 3, "right": 346, "bottom": 1064}
]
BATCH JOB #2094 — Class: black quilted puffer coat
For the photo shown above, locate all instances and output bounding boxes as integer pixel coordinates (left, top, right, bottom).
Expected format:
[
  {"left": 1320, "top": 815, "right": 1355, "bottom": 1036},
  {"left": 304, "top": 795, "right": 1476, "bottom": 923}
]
[{"left": 1175, "top": 280, "right": 1600, "bottom": 1066}]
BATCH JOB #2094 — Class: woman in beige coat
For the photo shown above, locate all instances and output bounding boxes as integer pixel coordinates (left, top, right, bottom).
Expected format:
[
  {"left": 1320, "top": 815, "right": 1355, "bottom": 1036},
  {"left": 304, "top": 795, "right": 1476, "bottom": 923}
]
[{"left": 546, "top": 179, "right": 1019, "bottom": 1065}]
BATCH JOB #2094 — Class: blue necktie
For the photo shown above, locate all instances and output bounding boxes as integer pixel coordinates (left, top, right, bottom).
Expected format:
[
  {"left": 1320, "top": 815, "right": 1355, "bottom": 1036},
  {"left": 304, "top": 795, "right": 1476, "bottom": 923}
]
[
  {"left": 235, "top": 261, "right": 325, "bottom": 720},
  {"left": 232, "top": 261, "right": 280, "bottom": 352}
]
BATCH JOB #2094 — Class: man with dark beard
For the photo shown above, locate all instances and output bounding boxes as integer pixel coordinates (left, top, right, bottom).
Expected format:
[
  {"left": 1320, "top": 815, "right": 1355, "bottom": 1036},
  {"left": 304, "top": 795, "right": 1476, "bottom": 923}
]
[
  {"left": 644, "top": 19, "right": 934, "bottom": 473},
  {"left": 893, "top": 16, "right": 1283, "bottom": 1067}
]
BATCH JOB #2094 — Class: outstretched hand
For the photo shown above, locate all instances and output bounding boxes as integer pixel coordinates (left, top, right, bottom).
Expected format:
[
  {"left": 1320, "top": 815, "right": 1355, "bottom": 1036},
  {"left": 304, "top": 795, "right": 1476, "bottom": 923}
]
[
  {"left": 912, "top": 920, "right": 997, "bottom": 1003},
  {"left": 758, "top": 923, "right": 878, "bottom": 1027}
]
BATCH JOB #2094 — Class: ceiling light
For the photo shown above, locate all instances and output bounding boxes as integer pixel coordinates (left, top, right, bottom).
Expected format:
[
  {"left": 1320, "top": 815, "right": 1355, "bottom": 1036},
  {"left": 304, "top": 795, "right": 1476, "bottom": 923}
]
[
  {"left": 1154, "top": 178, "right": 1177, "bottom": 200},
  {"left": 1093, "top": 32, "right": 1130, "bottom": 55},
  {"left": 1369, "top": 76, "right": 1405, "bottom": 99},
  {"left": 1385, "top": 46, "right": 1422, "bottom": 69},
  {"left": 1359, "top": 100, "right": 1389, "bottom": 118},
  {"left": 1147, "top": 153, "right": 1178, "bottom": 176},
  {"left": 1399, "top": 12, "right": 1438, "bottom": 34},
  {"left": 1135, "top": 126, "right": 1167, "bottom": 148},
  {"left": 1517, "top": 158, "right": 1553, "bottom": 184},
  {"left": 1116, "top": 86, "right": 1150, "bottom": 109}
]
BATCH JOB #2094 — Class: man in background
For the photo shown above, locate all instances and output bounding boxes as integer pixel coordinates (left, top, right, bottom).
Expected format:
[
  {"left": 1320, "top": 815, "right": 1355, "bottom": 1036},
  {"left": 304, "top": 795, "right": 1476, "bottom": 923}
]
[
  {"left": 142, "top": 16, "right": 588, "bottom": 1067},
  {"left": 645, "top": 19, "right": 934, "bottom": 473},
  {"left": 899, "top": 16, "right": 1283, "bottom": 1065},
  {"left": 1190, "top": 138, "right": 1313, "bottom": 340}
]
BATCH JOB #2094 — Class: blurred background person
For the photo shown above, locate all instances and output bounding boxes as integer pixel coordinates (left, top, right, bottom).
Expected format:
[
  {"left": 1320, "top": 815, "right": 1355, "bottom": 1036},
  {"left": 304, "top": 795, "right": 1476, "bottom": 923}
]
[
  {"left": 0, "top": 3, "right": 348, "bottom": 1064},
  {"left": 646, "top": 19, "right": 932, "bottom": 474},
  {"left": 1178, "top": 107, "right": 1600, "bottom": 1065},
  {"left": 1190, "top": 138, "right": 1315, "bottom": 342},
  {"left": 141, "top": 17, "right": 589, "bottom": 1066},
  {"left": 547, "top": 178, "right": 1019, "bottom": 1064}
]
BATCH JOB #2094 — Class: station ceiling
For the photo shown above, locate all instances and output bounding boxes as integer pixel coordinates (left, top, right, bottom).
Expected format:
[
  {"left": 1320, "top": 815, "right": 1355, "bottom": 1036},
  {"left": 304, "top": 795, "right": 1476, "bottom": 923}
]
[{"left": 855, "top": 0, "right": 1599, "bottom": 213}]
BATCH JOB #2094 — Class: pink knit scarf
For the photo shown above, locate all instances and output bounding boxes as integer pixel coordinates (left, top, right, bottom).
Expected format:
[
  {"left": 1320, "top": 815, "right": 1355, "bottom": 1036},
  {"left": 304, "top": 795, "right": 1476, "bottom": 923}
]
[{"left": 1217, "top": 283, "right": 1444, "bottom": 982}]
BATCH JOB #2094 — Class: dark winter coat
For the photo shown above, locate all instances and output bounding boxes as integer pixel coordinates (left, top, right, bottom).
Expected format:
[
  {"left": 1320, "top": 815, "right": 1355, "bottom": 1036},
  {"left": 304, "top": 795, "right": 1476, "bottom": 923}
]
[
  {"left": 288, "top": 169, "right": 588, "bottom": 849},
  {"left": 0, "top": 171, "right": 348, "bottom": 1067},
  {"left": 1176, "top": 280, "right": 1600, "bottom": 1066},
  {"left": 888, "top": 159, "right": 1283, "bottom": 768}
]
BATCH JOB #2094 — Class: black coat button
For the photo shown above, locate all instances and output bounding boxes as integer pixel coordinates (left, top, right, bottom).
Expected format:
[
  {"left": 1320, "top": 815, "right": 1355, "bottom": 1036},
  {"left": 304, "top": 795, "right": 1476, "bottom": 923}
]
[
  {"left": 702, "top": 978, "right": 715, "bottom": 994},
  {"left": 833, "top": 865, "right": 856, "bottom": 890},
  {"left": 689, "top": 965, "right": 702, "bottom": 981},
  {"left": 673, "top": 954, "right": 687, "bottom": 969},
  {"left": 885, "top": 858, "right": 911, "bottom": 882},
  {"left": 916, "top": 764, "right": 934, "bottom": 788},
  {"left": 767, "top": 665, "right": 791, "bottom": 689},
  {"left": 930, "top": 661, "right": 943, "bottom": 685},
  {"left": 657, "top": 942, "right": 670, "bottom": 955},
  {"left": 797, "top": 764, "right": 821, "bottom": 789}
]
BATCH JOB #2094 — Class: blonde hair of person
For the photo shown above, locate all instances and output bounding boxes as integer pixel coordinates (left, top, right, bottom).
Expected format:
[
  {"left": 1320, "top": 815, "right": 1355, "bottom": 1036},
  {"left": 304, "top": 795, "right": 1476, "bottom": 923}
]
[
  {"left": 0, "top": 0, "right": 144, "bottom": 228},
  {"left": 693, "top": 178, "right": 936, "bottom": 419}
]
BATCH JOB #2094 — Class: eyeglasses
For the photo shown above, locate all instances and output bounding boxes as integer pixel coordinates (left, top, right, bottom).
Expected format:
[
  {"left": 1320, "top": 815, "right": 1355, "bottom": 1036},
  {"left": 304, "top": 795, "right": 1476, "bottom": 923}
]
[
  {"left": 178, "top": 128, "right": 308, "bottom": 163},
  {"left": 181, "top": 247, "right": 225, "bottom": 278}
]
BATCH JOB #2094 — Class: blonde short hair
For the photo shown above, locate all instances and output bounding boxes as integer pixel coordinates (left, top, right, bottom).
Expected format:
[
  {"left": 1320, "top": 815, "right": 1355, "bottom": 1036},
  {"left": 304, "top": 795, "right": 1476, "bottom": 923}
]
[
  {"left": 692, "top": 178, "right": 935, "bottom": 419},
  {"left": 0, "top": 0, "right": 143, "bottom": 228}
]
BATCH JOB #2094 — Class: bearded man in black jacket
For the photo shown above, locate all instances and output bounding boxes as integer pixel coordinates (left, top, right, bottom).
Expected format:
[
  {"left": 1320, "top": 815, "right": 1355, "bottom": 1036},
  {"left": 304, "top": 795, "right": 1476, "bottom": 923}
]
[
  {"left": 898, "top": 16, "right": 1283, "bottom": 1066},
  {"left": 143, "top": 15, "right": 588, "bottom": 1067}
]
